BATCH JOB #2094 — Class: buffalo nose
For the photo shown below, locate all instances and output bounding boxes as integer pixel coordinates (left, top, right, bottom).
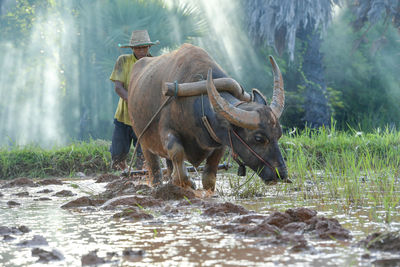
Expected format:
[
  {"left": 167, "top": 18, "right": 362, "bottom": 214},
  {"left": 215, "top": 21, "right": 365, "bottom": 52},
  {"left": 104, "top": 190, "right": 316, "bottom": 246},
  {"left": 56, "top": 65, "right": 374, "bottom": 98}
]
[{"left": 275, "top": 165, "right": 288, "bottom": 180}]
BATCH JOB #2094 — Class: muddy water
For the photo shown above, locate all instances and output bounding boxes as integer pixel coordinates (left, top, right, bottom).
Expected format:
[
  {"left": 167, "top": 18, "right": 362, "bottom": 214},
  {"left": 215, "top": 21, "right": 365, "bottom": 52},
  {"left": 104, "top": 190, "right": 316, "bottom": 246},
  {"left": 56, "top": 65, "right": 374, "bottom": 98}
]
[{"left": 0, "top": 175, "right": 399, "bottom": 266}]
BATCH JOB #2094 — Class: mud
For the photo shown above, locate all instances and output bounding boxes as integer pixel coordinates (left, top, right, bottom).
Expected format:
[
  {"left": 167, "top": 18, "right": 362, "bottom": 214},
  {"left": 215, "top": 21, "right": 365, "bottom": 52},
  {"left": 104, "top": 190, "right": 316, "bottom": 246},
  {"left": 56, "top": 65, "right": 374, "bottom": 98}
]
[
  {"left": 37, "top": 178, "right": 63, "bottom": 185},
  {"left": 0, "top": 225, "right": 30, "bottom": 235},
  {"left": 81, "top": 250, "right": 106, "bottom": 266},
  {"left": 306, "top": 216, "right": 351, "bottom": 240},
  {"left": 36, "top": 189, "right": 53, "bottom": 194},
  {"left": 202, "top": 202, "right": 250, "bottom": 216},
  {"left": 152, "top": 183, "right": 196, "bottom": 200},
  {"left": 12, "top": 191, "right": 29, "bottom": 197},
  {"left": 7, "top": 200, "right": 20, "bottom": 206},
  {"left": 61, "top": 196, "right": 105, "bottom": 209},
  {"left": 3, "top": 235, "right": 15, "bottom": 241},
  {"left": 214, "top": 207, "right": 351, "bottom": 242},
  {"left": 102, "top": 177, "right": 152, "bottom": 198},
  {"left": 33, "top": 197, "right": 52, "bottom": 201},
  {"left": 1, "top": 177, "right": 38, "bottom": 188},
  {"left": 17, "top": 235, "right": 48, "bottom": 247},
  {"left": 53, "top": 190, "right": 76, "bottom": 197},
  {"left": 95, "top": 173, "right": 120, "bottom": 183},
  {"left": 31, "top": 248, "right": 64, "bottom": 262},
  {"left": 359, "top": 231, "right": 400, "bottom": 252},
  {"left": 112, "top": 207, "right": 154, "bottom": 220},
  {"left": 0, "top": 174, "right": 398, "bottom": 266},
  {"left": 101, "top": 195, "right": 160, "bottom": 209}
]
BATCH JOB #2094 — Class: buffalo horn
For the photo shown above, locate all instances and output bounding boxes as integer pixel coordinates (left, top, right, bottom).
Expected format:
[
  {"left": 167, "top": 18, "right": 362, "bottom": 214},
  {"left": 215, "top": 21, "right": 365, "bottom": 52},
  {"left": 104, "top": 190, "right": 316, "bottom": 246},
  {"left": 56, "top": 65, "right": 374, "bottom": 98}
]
[
  {"left": 206, "top": 69, "right": 260, "bottom": 130},
  {"left": 269, "top": 55, "right": 285, "bottom": 119}
]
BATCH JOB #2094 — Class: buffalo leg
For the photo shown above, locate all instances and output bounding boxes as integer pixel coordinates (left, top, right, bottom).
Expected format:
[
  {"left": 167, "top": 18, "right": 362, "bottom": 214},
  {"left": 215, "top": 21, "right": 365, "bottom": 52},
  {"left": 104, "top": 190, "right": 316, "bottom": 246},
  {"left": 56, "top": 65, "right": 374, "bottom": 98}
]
[
  {"left": 143, "top": 149, "right": 162, "bottom": 186},
  {"left": 164, "top": 132, "right": 195, "bottom": 189},
  {"left": 165, "top": 159, "right": 173, "bottom": 180},
  {"left": 202, "top": 147, "right": 225, "bottom": 191}
]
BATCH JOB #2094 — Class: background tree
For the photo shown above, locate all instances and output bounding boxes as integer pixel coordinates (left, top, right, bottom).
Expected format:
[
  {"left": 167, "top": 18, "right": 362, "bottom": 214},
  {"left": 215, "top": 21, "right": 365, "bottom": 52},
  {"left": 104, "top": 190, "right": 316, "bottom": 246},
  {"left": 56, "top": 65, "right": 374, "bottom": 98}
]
[
  {"left": 244, "top": 0, "right": 340, "bottom": 128},
  {"left": 321, "top": 0, "right": 400, "bottom": 130},
  {"left": 351, "top": 0, "right": 399, "bottom": 50}
]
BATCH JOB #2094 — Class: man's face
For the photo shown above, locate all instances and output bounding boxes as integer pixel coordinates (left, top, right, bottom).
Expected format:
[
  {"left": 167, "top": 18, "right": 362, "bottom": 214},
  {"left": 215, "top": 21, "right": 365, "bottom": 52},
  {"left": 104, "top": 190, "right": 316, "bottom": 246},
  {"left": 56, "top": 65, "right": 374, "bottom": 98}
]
[{"left": 133, "top": 46, "right": 150, "bottom": 59}]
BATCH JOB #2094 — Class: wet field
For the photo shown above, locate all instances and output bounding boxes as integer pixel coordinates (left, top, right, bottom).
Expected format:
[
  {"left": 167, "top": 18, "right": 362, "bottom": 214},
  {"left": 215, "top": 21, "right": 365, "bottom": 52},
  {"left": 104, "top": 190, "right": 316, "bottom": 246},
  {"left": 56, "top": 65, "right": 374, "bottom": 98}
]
[{"left": 1, "top": 174, "right": 400, "bottom": 266}]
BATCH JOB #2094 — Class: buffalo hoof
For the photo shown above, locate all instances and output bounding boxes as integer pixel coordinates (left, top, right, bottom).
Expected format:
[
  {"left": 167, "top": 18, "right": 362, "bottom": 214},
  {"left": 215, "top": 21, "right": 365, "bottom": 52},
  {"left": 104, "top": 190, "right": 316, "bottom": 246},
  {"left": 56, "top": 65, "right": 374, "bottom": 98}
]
[
  {"left": 173, "top": 178, "right": 196, "bottom": 190},
  {"left": 202, "top": 180, "right": 215, "bottom": 191}
]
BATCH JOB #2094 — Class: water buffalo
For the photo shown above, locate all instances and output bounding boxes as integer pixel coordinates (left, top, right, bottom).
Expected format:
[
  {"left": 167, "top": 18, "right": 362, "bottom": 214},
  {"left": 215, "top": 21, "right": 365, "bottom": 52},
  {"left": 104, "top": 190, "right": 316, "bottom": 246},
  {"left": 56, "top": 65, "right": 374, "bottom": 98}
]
[{"left": 128, "top": 43, "right": 288, "bottom": 190}]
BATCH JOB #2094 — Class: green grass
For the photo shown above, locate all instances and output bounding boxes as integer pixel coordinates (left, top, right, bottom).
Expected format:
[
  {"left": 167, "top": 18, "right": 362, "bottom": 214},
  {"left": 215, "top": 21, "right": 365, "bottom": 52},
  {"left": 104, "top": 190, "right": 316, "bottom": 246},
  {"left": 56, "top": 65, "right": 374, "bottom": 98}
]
[
  {"left": 0, "top": 139, "right": 111, "bottom": 179},
  {"left": 220, "top": 126, "right": 400, "bottom": 223}
]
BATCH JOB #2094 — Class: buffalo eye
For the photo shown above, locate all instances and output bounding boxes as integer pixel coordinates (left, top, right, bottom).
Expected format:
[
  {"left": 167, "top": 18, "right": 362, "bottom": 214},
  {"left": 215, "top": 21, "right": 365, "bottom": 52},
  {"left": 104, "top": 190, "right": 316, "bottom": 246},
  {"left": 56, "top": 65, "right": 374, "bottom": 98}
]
[{"left": 254, "top": 135, "right": 269, "bottom": 144}]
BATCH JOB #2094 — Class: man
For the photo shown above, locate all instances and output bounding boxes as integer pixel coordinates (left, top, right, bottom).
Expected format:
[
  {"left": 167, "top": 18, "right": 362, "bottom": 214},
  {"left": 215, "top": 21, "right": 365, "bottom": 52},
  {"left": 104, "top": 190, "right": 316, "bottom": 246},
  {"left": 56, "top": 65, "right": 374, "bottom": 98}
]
[{"left": 109, "top": 30, "right": 159, "bottom": 170}]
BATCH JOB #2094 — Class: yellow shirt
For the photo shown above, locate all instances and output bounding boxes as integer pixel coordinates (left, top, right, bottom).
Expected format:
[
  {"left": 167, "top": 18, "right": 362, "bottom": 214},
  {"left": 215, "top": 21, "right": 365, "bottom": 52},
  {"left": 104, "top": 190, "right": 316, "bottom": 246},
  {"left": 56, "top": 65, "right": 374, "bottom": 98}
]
[{"left": 109, "top": 54, "right": 137, "bottom": 126}]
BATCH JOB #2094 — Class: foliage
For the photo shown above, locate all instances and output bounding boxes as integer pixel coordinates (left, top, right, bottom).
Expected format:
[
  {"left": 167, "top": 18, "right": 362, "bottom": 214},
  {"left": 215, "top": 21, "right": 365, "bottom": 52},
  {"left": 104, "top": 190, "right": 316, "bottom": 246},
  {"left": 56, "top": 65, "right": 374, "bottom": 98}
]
[
  {"left": 321, "top": 7, "right": 400, "bottom": 130},
  {"left": 0, "top": 139, "right": 111, "bottom": 179},
  {"left": 243, "top": 0, "right": 340, "bottom": 61},
  {"left": 350, "top": 0, "right": 400, "bottom": 31},
  {"left": 0, "top": 0, "right": 49, "bottom": 44}
]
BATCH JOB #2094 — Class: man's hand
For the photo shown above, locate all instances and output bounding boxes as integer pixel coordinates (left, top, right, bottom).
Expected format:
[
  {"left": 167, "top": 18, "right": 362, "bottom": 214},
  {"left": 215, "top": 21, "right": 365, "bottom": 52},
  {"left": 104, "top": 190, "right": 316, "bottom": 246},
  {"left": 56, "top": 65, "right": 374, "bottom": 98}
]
[{"left": 114, "top": 81, "right": 128, "bottom": 101}]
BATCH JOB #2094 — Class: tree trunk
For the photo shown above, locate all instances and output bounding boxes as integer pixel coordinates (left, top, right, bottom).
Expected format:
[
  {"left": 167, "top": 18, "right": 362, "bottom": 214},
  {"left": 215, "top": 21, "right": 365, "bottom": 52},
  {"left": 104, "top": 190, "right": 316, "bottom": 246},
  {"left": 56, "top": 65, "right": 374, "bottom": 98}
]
[{"left": 298, "top": 23, "right": 331, "bottom": 128}]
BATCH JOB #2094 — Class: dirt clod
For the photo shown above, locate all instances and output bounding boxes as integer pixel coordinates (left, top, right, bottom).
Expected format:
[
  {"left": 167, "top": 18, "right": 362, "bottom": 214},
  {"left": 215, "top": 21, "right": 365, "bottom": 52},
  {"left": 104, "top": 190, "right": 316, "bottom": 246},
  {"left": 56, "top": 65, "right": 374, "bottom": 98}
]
[
  {"left": 307, "top": 216, "right": 351, "bottom": 240},
  {"left": 53, "top": 190, "right": 76, "bottom": 197},
  {"left": 36, "top": 189, "right": 53, "bottom": 194},
  {"left": 282, "top": 222, "right": 307, "bottom": 234},
  {"left": 286, "top": 207, "right": 317, "bottom": 222},
  {"left": 102, "top": 179, "right": 152, "bottom": 198},
  {"left": 32, "top": 248, "right": 64, "bottom": 262},
  {"left": 231, "top": 214, "right": 268, "bottom": 224},
  {"left": 1, "top": 178, "right": 38, "bottom": 188},
  {"left": 34, "top": 197, "right": 52, "bottom": 201},
  {"left": 37, "top": 179, "right": 63, "bottom": 186},
  {"left": 7, "top": 200, "right": 21, "bottom": 206},
  {"left": 152, "top": 183, "right": 196, "bottom": 200},
  {"left": 202, "top": 202, "right": 250, "bottom": 216},
  {"left": 3, "top": 235, "right": 15, "bottom": 241},
  {"left": 96, "top": 173, "right": 120, "bottom": 183},
  {"left": 61, "top": 196, "right": 105, "bottom": 209},
  {"left": 264, "top": 211, "right": 293, "bottom": 228},
  {"left": 0, "top": 225, "right": 30, "bottom": 235},
  {"left": 122, "top": 248, "right": 145, "bottom": 258},
  {"left": 13, "top": 191, "right": 29, "bottom": 197},
  {"left": 17, "top": 235, "right": 48, "bottom": 247},
  {"left": 81, "top": 250, "right": 105, "bottom": 266},
  {"left": 359, "top": 231, "right": 400, "bottom": 252},
  {"left": 101, "top": 195, "right": 160, "bottom": 209},
  {"left": 113, "top": 207, "right": 153, "bottom": 220}
]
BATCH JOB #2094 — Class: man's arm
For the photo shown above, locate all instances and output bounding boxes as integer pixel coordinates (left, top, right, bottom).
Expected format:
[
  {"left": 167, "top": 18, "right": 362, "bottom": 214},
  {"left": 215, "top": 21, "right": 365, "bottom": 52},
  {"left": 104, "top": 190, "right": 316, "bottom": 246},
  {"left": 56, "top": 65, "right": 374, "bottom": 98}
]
[{"left": 114, "top": 81, "right": 128, "bottom": 101}]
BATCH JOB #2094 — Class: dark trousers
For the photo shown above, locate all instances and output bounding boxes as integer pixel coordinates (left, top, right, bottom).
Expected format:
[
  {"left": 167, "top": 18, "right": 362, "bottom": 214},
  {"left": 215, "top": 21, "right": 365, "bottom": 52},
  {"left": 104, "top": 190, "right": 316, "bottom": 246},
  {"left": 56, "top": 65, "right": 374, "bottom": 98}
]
[{"left": 110, "top": 119, "right": 143, "bottom": 163}]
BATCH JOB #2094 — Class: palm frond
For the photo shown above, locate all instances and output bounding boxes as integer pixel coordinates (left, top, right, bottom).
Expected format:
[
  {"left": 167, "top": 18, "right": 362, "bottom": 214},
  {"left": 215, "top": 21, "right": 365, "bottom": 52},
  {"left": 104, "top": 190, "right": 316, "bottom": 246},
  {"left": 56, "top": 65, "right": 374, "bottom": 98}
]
[{"left": 244, "top": 0, "right": 341, "bottom": 61}]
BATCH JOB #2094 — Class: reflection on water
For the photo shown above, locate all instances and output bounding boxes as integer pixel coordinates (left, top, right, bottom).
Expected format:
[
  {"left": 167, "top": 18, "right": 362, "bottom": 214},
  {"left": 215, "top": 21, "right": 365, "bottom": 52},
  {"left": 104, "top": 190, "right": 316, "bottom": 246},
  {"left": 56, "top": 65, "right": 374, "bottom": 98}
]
[{"left": 0, "top": 177, "right": 399, "bottom": 266}]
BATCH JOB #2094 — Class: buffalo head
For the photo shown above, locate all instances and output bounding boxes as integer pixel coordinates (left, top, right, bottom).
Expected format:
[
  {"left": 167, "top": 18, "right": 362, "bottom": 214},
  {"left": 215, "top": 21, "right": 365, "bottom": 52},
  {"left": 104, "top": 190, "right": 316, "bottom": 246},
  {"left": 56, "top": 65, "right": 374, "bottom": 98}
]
[{"left": 206, "top": 56, "right": 289, "bottom": 183}]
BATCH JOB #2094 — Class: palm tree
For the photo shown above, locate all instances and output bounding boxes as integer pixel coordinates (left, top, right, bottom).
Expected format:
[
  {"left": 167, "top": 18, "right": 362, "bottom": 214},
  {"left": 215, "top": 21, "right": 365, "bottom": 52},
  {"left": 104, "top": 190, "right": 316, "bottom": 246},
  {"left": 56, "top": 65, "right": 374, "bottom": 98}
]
[
  {"left": 350, "top": 0, "right": 400, "bottom": 53},
  {"left": 244, "top": 0, "right": 340, "bottom": 128}
]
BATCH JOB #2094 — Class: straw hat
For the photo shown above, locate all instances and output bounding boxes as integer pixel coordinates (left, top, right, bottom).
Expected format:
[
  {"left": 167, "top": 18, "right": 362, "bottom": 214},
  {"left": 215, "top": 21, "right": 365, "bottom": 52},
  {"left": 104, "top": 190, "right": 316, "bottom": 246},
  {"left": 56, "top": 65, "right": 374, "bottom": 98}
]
[{"left": 118, "top": 30, "right": 159, "bottom": 48}]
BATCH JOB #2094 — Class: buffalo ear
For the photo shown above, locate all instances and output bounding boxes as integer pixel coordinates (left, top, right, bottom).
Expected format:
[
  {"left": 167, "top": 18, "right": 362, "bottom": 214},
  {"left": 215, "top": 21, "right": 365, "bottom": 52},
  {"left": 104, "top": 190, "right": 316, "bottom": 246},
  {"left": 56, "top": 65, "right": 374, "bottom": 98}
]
[{"left": 252, "top": 88, "right": 268, "bottom": 106}]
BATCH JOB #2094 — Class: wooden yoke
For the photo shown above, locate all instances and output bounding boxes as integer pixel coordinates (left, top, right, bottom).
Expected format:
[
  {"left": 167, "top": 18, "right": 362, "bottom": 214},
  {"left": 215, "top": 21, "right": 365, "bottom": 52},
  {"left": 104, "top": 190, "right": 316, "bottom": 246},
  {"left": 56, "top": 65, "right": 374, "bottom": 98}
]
[{"left": 163, "top": 78, "right": 252, "bottom": 102}]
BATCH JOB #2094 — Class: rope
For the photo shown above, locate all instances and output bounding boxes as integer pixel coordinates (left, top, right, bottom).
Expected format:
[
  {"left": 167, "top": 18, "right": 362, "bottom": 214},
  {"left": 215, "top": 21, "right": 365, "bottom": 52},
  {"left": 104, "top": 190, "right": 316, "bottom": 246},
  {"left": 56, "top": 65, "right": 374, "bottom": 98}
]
[
  {"left": 174, "top": 80, "right": 178, "bottom": 96},
  {"left": 230, "top": 129, "right": 276, "bottom": 176},
  {"left": 127, "top": 96, "right": 173, "bottom": 175}
]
